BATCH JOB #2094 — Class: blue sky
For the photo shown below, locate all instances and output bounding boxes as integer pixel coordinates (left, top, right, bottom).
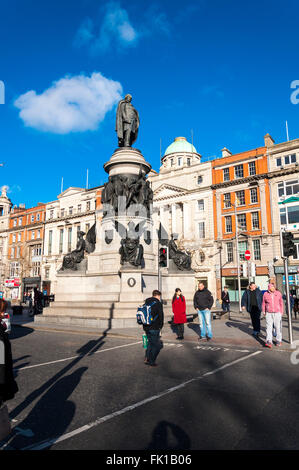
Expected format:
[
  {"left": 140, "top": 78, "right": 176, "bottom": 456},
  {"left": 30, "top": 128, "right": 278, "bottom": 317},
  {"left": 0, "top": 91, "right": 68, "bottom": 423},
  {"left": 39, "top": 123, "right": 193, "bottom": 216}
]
[{"left": 1, "top": 0, "right": 299, "bottom": 207}]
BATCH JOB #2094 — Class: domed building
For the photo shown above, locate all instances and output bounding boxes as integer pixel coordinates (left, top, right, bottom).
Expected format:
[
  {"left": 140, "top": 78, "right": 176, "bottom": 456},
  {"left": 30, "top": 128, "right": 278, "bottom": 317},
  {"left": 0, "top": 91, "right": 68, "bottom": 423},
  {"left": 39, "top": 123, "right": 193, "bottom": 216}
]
[{"left": 149, "top": 136, "right": 217, "bottom": 300}]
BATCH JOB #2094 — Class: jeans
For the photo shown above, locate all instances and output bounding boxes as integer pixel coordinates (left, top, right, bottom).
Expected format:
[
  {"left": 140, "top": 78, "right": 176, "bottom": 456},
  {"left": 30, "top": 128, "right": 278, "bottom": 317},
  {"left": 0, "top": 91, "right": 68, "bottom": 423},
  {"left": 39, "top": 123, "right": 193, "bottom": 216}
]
[
  {"left": 197, "top": 309, "right": 212, "bottom": 339},
  {"left": 222, "top": 302, "right": 230, "bottom": 312},
  {"left": 145, "top": 330, "right": 162, "bottom": 365},
  {"left": 266, "top": 313, "right": 282, "bottom": 343}
]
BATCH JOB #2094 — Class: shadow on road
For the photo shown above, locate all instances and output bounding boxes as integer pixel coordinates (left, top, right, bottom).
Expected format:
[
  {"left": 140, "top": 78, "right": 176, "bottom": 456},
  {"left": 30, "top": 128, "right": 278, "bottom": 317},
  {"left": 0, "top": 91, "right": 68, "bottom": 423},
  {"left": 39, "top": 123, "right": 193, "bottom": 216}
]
[
  {"left": 10, "top": 326, "right": 35, "bottom": 340},
  {"left": 4, "top": 312, "right": 113, "bottom": 449},
  {"left": 147, "top": 420, "right": 191, "bottom": 450}
]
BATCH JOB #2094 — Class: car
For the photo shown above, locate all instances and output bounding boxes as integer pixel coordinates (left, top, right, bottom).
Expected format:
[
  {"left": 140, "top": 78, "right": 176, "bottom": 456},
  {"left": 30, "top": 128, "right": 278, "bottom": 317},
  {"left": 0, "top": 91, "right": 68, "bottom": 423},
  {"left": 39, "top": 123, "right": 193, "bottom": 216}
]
[{"left": 1, "top": 312, "right": 11, "bottom": 334}]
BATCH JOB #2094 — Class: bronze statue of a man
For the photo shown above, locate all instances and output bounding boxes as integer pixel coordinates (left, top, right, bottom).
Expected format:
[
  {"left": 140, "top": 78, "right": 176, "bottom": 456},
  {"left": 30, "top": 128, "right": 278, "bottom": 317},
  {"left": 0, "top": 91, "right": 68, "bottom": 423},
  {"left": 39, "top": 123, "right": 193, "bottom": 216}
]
[{"left": 116, "top": 94, "right": 140, "bottom": 147}]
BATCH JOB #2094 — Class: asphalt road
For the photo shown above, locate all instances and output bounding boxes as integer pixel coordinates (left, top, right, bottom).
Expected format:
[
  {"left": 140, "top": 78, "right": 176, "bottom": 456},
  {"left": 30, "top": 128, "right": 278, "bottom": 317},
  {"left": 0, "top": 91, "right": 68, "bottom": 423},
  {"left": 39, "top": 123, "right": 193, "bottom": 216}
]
[{"left": 2, "top": 324, "right": 299, "bottom": 451}]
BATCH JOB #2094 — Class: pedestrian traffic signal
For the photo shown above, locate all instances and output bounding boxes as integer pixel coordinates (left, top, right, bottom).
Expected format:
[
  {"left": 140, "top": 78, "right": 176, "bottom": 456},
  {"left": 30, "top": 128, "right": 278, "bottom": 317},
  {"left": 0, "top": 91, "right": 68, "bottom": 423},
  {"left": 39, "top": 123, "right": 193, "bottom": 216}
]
[
  {"left": 282, "top": 231, "right": 296, "bottom": 258},
  {"left": 159, "top": 247, "right": 168, "bottom": 267}
]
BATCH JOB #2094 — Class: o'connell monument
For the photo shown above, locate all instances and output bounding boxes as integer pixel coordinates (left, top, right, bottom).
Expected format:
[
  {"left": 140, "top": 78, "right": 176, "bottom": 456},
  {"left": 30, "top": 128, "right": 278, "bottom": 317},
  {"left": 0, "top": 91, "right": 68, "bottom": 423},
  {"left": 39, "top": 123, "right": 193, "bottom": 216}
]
[{"left": 40, "top": 94, "right": 194, "bottom": 328}]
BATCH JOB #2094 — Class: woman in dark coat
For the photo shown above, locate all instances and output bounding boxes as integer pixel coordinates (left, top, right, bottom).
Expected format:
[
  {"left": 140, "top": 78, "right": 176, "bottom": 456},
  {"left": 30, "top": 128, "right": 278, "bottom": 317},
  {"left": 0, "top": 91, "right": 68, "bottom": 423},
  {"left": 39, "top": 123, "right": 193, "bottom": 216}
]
[
  {"left": 172, "top": 288, "right": 187, "bottom": 340},
  {"left": 0, "top": 300, "right": 18, "bottom": 406}
]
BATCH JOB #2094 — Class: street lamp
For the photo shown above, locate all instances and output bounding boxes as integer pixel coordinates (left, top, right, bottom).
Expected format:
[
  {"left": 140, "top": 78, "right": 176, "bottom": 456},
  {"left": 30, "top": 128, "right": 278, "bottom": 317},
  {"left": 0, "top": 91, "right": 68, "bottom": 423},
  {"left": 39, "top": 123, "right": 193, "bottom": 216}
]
[{"left": 229, "top": 200, "right": 243, "bottom": 313}]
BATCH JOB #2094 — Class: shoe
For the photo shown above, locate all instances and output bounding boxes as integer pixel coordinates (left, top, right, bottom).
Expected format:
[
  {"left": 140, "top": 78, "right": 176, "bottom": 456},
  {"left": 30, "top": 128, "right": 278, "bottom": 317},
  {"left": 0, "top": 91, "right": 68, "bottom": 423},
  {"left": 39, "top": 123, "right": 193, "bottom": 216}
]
[
  {"left": 265, "top": 342, "right": 272, "bottom": 348},
  {"left": 148, "top": 363, "right": 158, "bottom": 367},
  {"left": 144, "top": 358, "right": 149, "bottom": 364},
  {"left": 276, "top": 342, "right": 282, "bottom": 347},
  {"left": 198, "top": 336, "right": 204, "bottom": 341},
  {"left": 176, "top": 336, "right": 184, "bottom": 340},
  {"left": 206, "top": 336, "right": 212, "bottom": 341}
]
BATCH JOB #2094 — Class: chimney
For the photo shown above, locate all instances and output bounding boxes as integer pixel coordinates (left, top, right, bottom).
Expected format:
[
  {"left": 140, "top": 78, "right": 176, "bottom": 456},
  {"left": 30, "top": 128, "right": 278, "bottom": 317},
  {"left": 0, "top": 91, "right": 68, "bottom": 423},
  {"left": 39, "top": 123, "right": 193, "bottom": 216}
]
[
  {"left": 221, "top": 147, "right": 232, "bottom": 158},
  {"left": 264, "top": 133, "right": 275, "bottom": 148}
]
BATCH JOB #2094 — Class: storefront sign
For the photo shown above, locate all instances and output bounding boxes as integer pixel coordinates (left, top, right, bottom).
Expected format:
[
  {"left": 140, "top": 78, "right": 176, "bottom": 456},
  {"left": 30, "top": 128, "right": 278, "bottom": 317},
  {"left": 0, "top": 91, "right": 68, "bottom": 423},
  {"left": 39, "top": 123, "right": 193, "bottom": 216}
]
[
  {"left": 275, "top": 266, "right": 299, "bottom": 274},
  {"left": 5, "top": 278, "right": 20, "bottom": 287}
]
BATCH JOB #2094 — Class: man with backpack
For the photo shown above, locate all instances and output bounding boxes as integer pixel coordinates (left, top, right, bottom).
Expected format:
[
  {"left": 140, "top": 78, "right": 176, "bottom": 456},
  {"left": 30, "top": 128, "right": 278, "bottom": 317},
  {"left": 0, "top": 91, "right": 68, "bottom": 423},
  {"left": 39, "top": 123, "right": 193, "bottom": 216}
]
[{"left": 139, "top": 290, "right": 164, "bottom": 367}]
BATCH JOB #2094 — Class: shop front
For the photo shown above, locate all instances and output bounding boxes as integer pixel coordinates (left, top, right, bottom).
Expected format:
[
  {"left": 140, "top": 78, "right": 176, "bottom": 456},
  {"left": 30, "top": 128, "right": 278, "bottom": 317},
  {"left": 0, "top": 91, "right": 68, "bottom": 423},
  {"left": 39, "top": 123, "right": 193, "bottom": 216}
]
[
  {"left": 221, "top": 265, "right": 270, "bottom": 301},
  {"left": 275, "top": 265, "right": 299, "bottom": 296},
  {"left": 23, "top": 277, "right": 41, "bottom": 301},
  {"left": 5, "top": 278, "right": 21, "bottom": 301}
]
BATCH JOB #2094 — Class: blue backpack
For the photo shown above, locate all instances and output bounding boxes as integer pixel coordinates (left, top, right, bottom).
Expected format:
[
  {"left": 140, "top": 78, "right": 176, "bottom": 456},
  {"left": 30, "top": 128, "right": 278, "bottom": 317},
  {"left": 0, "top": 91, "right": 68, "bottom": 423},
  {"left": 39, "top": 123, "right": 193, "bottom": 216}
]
[{"left": 137, "top": 300, "right": 159, "bottom": 326}]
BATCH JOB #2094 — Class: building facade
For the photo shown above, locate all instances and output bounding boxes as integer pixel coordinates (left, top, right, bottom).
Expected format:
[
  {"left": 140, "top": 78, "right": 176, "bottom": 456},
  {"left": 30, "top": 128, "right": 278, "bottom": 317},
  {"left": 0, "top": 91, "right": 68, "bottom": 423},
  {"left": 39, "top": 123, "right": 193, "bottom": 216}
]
[
  {"left": 212, "top": 140, "right": 274, "bottom": 301},
  {"left": 149, "top": 137, "right": 217, "bottom": 298},
  {"left": 43, "top": 186, "right": 102, "bottom": 295},
  {"left": 266, "top": 135, "right": 299, "bottom": 294},
  {"left": 7, "top": 203, "right": 46, "bottom": 301},
  {"left": 0, "top": 187, "right": 12, "bottom": 298}
]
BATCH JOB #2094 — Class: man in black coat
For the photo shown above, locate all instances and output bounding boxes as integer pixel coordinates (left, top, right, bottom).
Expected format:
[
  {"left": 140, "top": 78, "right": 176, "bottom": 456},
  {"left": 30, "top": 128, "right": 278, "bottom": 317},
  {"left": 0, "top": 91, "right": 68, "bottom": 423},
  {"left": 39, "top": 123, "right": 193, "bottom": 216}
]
[
  {"left": 241, "top": 282, "right": 263, "bottom": 337},
  {"left": 0, "top": 300, "right": 18, "bottom": 405},
  {"left": 193, "top": 282, "right": 214, "bottom": 341},
  {"left": 143, "top": 290, "right": 164, "bottom": 367}
]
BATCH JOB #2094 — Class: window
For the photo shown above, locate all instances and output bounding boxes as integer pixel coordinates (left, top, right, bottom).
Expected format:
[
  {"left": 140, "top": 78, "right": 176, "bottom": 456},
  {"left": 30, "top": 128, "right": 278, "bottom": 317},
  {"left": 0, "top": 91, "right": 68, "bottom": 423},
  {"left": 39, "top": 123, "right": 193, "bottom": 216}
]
[
  {"left": 37, "top": 230, "right": 41, "bottom": 239},
  {"left": 224, "top": 193, "right": 231, "bottom": 208},
  {"left": 86, "top": 201, "right": 91, "bottom": 211},
  {"left": 77, "top": 204, "right": 81, "bottom": 213},
  {"left": 237, "top": 213, "right": 247, "bottom": 230},
  {"left": 11, "top": 247, "right": 15, "bottom": 258},
  {"left": 31, "top": 215, "right": 34, "bottom": 223},
  {"left": 45, "top": 267, "right": 50, "bottom": 279},
  {"left": 178, "top": 157, "right": 182, "bottom": 166},
  {"left": 16, "top": 246, "right": 20, "bottom": 258},
  {"left": 170, "top": 158, "right": 174, "bottom": 167},
  {"left": 234, "top": 164, "right": 244, "bottom": 179},
  {"left": 225, "top": 216, "right": 232, "bottom": 233},
  {"left": 13, "top": 219, "right": 17, "bottom": 227},
  {"left": 197, "top": 176, "right": 203, "bottom": 185},
  {"left": 253, "top": 239, "right": 261, "bottom": 260},
  {"left": 226, "top": 242, "right": 234, "bottom": 263},
  {"left": 59, "top": 229, "right": 64, "bottom": 254},
  {"left": 187, "top": 158, "right": 191, "bottom": 167},
  {"left": 18, "top": 232, "right": 21, "bottom": 242},
  {"left": 32, "top": 262, "right": 41, "bottom": 277},
  {"left": 36, "top": 213, "right": 40, "bottom": 221},
  {"left": 198, "top": 199, "right": 204, "bottom": 211},
  {"left": 68, "top": 227, "right": 72, "bottom": 252},
  {"left": 278, "top": 179, "right": 299, "bottom": 200},
  {"left": 251, "top": 212, "right": 260, "bottom": 230},
  {"left": 69, "top": 207, "right": 73, "bottom": 215},
  {"left": 18, "top": 218, "right": 22, "bottom": 226},
  {"left": 250, "top": 188, "right": 258, "bottom": 204},
  {"left": 49, "top": 210, "right": 54, "bottom": 219},
  {"left": 236, "top": 190, "right": 245, "bottom": 206},
  {"left": 48, "top": 230, "right": 53, "bottom": 255},
  {"left": 61, "top": 208, "right": 65, "bottom": 217},
  {"left": 239, "top": 241, "right": 248, "bottom": 261},
  {"left": 198, "top": 222, "right": 205, "bottom": 239},
  {"left": 12, "top": 234, "right": 16, "bottom": 243},
  {"left": 277, "top": 154, "right": 297, "bottom": 166},
  {"left": 223, "top": 168, "right": 230, "bottom": 182},
  {"left": 249, "top": 161, "right": 256, "bottom": 176},
  {"left": 280, "top": 205, "right": 299, "bottom": 225}
]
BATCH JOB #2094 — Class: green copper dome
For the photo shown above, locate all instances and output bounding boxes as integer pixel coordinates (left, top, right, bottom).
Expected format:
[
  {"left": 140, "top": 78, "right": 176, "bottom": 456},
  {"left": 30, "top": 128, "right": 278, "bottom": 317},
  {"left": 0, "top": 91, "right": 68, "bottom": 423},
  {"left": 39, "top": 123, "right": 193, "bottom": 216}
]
[{"left": 164, "top": 137, "right": 197, "bottom": 156}]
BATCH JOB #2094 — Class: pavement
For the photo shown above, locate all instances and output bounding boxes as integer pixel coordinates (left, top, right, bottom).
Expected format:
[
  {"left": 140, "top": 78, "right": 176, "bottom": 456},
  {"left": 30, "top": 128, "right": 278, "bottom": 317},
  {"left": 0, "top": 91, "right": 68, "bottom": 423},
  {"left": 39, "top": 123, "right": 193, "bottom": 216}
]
[{"left": 10, "top": 307, "right": 299, "bottom": 351}]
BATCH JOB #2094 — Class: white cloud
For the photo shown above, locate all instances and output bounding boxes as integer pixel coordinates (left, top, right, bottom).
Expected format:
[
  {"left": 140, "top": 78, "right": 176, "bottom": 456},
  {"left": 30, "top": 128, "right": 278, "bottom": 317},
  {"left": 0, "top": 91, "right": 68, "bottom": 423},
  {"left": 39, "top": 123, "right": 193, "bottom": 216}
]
[
  {"left": 74, "top": 2, "right": 138, "bottom": 54},
  {"left": 14, "top": 72, "right": 123, "bottom": 134}
]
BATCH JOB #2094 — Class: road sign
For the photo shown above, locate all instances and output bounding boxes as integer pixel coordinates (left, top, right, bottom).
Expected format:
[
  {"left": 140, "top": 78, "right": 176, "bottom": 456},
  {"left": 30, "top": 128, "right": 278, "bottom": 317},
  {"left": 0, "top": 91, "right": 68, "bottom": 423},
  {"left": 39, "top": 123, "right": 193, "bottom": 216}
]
[{"left": 244, "top": 250, "right": 251, "bottom": 260}]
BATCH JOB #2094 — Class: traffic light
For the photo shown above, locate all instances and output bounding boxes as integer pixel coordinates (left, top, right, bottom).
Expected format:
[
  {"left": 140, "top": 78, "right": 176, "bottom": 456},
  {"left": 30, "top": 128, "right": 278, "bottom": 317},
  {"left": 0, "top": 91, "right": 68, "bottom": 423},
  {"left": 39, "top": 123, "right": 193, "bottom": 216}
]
[
  {"left": 159, "top": 247, "right": 168, "bottom": 267},
  {"left": 282, "top": 232, "right": 296, "bottom": 258}
]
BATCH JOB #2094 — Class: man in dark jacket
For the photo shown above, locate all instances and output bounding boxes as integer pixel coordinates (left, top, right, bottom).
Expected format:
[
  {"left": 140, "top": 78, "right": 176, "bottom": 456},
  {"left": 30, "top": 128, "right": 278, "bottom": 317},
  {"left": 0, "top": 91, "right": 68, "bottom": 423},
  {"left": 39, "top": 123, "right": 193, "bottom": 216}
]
[
  {"left": 143, "top": 290, "right": 164, "bottom": 367},
  {"left": 193, "top": 282, "right": 214, "bottom": 341},
  {"left": 221, "top": 286, "right": 230, "bottom": 314},
  {"left": 241, "top": 282, "right": 263, "bottom": 337}
]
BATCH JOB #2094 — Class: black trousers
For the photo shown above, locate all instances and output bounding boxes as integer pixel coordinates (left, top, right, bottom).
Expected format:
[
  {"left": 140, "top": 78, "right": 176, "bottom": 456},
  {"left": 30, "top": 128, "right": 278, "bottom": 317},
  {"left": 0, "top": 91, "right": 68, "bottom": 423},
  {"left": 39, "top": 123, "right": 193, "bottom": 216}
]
[
  {"left": 176, "top": 324, "right": 184, "bottom": 338},
  {"left": 249, "top": 307, "right": 261, "bottom": 333}
]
